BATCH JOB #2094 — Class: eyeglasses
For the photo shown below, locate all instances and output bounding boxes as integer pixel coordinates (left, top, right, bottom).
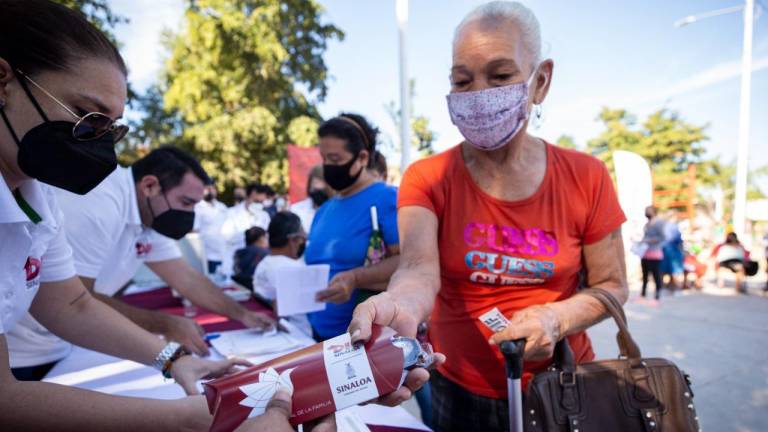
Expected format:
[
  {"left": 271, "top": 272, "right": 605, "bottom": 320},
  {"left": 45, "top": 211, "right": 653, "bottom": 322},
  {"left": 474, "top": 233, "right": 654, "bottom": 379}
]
[{"left": 16, "top": 70, "right": 129, "bottom": 143}]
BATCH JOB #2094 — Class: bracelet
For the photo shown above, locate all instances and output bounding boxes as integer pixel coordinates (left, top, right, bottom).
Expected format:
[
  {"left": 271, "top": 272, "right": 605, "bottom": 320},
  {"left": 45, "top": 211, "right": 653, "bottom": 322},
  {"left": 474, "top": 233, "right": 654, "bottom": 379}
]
[{"left": 152, "top": 342, "right": 188, "bottom": 378}]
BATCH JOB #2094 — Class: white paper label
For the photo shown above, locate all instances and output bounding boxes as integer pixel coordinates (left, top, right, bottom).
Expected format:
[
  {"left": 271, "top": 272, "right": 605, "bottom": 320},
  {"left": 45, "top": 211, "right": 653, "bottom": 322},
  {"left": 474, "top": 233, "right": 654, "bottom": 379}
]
[
  {"left": 322, "top": 333, "right": 380, "bottom": 410},
  {"left": 478, "top": 307, "right": 510, "bottom": 333}
]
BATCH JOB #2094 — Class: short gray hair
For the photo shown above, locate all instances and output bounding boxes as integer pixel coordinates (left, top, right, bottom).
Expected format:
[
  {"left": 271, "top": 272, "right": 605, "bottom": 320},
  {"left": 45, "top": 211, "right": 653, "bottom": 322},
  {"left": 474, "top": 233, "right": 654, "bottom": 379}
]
[{"left": 453, "top": 1, "right": 542, "bottom": 66}]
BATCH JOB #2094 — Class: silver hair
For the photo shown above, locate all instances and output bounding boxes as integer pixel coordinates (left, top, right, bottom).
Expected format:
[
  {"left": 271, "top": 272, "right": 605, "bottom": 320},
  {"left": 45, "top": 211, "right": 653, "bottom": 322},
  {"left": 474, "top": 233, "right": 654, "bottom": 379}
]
[{"left": 453, "top": 1, "right": 542, "bottom": 65}]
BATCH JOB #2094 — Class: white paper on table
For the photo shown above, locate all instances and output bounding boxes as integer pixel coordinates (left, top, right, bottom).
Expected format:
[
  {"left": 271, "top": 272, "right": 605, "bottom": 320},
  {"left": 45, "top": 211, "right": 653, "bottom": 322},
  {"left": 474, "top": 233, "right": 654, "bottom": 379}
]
[
  {"left": 210, "top": 328, "right": 306, "bottom": 358},
  {"left": 336, "top": 407, "right": 372, "bottom": 432},
  {"left": 274, "top": 264, "right": 329, "bottom": 316}
]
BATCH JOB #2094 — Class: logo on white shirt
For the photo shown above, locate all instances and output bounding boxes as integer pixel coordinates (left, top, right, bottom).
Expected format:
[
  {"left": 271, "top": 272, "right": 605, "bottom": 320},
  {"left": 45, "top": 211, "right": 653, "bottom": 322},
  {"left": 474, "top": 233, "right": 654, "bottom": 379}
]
[
  {"left": 24, "top": 256, "right": 41, "bottom": 289},
  {"left": 135, "top": 241, "right": 153, "bottom": 258}
]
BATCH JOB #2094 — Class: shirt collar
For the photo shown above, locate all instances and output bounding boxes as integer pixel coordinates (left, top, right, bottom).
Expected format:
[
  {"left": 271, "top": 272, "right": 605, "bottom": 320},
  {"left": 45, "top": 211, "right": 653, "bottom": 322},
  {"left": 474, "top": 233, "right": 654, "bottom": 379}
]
[
  {"left": 0, "top": 174, "right": 54, "bottom": 224},
  {"left": 125, "top": 166, "right": 142, "bottom": 227}
]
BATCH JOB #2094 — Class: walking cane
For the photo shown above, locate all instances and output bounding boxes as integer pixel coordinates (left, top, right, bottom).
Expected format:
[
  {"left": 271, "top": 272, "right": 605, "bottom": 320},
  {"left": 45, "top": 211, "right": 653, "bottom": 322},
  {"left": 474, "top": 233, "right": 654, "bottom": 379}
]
[{"left": 500, "top": 339, "right": 527, "bottom": 432}]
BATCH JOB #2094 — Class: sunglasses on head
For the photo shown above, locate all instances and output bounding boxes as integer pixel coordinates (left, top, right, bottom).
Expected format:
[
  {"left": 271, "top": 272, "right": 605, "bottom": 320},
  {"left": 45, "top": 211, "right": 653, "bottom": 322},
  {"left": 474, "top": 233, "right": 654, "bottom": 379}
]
[{"left": 16, "top": 69, "right": 129, "bottom": 143}]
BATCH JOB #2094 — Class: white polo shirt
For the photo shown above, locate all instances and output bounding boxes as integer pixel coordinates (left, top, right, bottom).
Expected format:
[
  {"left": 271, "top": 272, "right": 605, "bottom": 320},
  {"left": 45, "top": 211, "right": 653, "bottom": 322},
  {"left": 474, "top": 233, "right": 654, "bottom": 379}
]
[
  {"left": 194, "top": 199, "right": 228, "bottom": 262},
  {"left": 220, "top": 202, "right": 271, "bottom": 274},
  {"left": 6, "top": 166, "right": 181, "bottom": 367},
  {"left": 252, "top": 254, "right": 311, "bottom": 335},
  {"left": 0, "top": 175, "right": 76, "bottom": 336}
]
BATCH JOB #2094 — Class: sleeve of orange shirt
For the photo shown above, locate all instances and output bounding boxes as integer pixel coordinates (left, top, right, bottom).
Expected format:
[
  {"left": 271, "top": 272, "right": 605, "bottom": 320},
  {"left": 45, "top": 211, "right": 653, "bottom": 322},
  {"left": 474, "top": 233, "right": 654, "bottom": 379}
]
[
  {"left": 397, "top": 159, "right": 438, "bottom": 213},
  {"left": 581, "top": 159, "right": 627, "bottom": 245}
]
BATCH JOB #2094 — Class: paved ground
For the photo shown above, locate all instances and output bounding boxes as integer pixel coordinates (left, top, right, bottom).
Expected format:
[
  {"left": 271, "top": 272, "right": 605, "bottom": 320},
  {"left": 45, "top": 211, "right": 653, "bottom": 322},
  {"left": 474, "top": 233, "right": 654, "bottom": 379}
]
[
  {"left": 588, "top": 278, "right": 768, "bottom": 432},
  {"left": 402, "top": 275, "right": 768, "bottom": 431}
]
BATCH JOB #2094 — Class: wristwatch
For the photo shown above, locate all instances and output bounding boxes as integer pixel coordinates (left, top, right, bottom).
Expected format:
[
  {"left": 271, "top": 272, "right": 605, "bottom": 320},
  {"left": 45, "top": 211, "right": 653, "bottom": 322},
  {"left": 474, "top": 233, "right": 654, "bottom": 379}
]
[{"left": 153, "top": 341, "right": 188, "bottom": 378}]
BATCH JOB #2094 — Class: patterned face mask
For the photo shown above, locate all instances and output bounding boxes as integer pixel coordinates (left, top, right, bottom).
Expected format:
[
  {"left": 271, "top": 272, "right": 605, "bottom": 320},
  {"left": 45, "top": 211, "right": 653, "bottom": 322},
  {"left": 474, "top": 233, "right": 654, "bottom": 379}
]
[{"left": 446, "top": 68, "right": 537, "bottom": 151}]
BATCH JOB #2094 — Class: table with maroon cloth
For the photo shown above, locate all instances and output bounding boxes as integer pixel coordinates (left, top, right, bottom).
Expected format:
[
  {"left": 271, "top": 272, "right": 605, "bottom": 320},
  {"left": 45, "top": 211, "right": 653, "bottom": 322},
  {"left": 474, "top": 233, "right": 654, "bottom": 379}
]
[{"left": 43, "top": 287, "right": 430, "bottom": 432}]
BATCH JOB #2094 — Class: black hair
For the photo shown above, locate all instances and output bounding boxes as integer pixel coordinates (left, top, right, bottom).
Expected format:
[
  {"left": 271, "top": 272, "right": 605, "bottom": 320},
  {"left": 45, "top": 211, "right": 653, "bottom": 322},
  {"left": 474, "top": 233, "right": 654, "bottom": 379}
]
[
  {"left": 318, "top": 112, "right": 379, "bottom": 168},
  {"left": 246, "top": 182, "right": 261, "bottom": 197},
  {"left": 256, "top": 184, "right": 276, "bottom": 197},
  {"left": 244, "top": 226, "right": 267, "bottom": 246},
  {"left": 0, "top": 0, "right": 127, "bottom": 77},
  {"left": 132, "top": 146, "right": 211, "bottom": 190},
  {"left": 371, "top": 151, "right": 388, "bottom": 178},
  {"left": 268, "top": 211, "right": 302, "bottom": 248}
]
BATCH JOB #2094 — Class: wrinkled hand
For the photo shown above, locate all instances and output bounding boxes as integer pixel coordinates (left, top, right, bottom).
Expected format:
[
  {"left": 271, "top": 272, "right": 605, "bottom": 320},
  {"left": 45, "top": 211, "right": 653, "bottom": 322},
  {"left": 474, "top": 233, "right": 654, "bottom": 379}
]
[
  {"left": 316, "top": 270, "right": 356, "bottom": 304},
  {"left": 488, "top": 304, "right": 562, "bottom": 361},
  {"left": 239, "top": 310, "right": 277, "bottom": 331},
  {"left": 234, "top": 388, "right": 336, "bottom": 432},
  {"left": 162, "top": 314, "right": 209, "bottom": 357},
  {"left": 171, "top": 355, "right": 252, "bottom": 395},
  {"left": 177, "top": 395, "right": 213, "bottom": 432},
  {"left": 347, "top": 292, "right": 445, "bottom": 406}
]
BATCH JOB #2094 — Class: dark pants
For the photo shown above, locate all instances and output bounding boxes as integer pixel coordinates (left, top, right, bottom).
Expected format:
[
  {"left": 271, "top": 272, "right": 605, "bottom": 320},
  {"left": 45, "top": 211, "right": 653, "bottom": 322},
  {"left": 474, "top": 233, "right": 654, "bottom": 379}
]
[
  {"left": 207, "top": 260, "right": 222, "bottom": 275},
  {"left": 11, "top": 361, "right": 57, "bottom": 381},
  {"left": 431, "top": 371, "right": 510, "bottom": 432},
  {"left": 641, "top": 258, "right": 663, "bottom": 299}
]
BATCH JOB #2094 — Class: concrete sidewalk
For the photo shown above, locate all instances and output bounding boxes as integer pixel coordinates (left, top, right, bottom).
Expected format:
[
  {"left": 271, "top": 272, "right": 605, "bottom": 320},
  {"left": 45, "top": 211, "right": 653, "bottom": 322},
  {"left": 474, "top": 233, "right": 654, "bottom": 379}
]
[{"left": 588, "top": 280, "right": 768, "bottom": 432}]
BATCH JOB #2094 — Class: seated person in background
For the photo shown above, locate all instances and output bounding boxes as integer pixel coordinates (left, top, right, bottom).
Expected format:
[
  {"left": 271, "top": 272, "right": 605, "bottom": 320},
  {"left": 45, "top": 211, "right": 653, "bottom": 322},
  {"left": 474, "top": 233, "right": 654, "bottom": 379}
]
[
  {"left": 711, "top": 231, "right": 750, "bottom": 292},
  {"left": 369, "top": 150, "right": 388, "bottom": 182},
  {"left": 7, "top": 147, "right": 276, "bottom": 376},
  {"left": 232, "top": 227, "right": 269, "bottom": 290},
  {"left": 253, "top": 212, "right": 311, "bottom": 334}
]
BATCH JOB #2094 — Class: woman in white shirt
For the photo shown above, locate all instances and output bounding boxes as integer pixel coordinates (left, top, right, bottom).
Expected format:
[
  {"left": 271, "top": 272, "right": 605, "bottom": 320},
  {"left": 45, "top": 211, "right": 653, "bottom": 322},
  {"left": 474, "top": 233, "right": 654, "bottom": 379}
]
[{"left": 0, "top": 1, "right": 251, "bottom": 429}]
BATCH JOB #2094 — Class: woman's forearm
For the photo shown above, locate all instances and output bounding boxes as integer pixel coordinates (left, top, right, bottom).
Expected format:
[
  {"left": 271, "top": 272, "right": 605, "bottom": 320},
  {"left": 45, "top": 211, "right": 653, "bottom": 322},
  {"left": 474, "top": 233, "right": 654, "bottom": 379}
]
[
  {"left": 352, "top": 255, "right": 400, "bottom": 289},
  {"left": 2, "top": 380, "right": 184, "bottom": 431},
  {"left": 386, "top": 262, "right": 440, "bottom": 322}
]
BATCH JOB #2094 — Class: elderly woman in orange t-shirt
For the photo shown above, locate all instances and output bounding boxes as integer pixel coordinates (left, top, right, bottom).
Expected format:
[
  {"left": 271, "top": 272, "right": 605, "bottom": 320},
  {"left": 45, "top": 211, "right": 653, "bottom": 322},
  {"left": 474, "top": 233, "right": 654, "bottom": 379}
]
[{"left": 347, "top": 2, "right": 629, "bottom": 431}]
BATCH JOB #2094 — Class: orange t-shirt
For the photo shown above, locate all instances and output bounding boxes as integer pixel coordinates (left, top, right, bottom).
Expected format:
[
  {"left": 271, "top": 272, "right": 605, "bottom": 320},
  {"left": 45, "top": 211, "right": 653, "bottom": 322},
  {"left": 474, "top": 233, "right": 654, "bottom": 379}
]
[{"left": 398, "top": 143, "right": 627, "bottom": 399}]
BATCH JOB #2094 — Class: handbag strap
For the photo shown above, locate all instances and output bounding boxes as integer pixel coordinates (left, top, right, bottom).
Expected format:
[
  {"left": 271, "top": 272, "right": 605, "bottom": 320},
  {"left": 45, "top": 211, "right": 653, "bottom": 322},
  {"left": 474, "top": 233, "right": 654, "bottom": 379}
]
[{"left": 580, "top": 287, "right": 643, "bottom": 363}]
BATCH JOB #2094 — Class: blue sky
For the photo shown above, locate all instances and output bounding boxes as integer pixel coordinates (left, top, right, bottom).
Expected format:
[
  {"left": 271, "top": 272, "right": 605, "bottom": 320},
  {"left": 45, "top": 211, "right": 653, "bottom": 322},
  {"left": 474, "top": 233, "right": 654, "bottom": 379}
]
[{"left": 112, "top": 0, "right": 768, "bottom": 172}]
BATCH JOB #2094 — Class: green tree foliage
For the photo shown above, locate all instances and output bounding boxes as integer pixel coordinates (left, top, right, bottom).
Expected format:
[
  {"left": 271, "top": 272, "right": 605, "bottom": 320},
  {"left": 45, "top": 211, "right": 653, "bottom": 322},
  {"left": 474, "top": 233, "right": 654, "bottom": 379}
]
[
  {"left": 54, "top": 0, "right": 127, "bottom": 45},
  {"left": 385, "top": 80, "right": 437, "bottom": 158},
  {"left": 156, "top": 0, "right": 342, "bottom": 190},
  {"left": 286, "top": 115, "right": 320, "bottom": 148},
  {"left": 587, "top": 107, "right": 708, "bottom": 175},
  {"left": 555, "top": 134, "right": 577, "bottom": 149}
]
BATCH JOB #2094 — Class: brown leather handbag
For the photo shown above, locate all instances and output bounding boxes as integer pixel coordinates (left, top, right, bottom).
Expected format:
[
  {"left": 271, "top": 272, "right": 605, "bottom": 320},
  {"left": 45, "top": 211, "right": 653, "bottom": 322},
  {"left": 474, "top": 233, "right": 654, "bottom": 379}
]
[{"left": 524, "top": 288, "right": 701, "bottom": 431}]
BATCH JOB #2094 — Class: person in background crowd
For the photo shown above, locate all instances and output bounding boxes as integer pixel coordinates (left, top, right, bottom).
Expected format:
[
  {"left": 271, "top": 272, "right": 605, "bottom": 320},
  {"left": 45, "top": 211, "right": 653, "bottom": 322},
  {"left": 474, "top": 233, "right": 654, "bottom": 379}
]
[
  {"left": 346, "top": 2, "right": 628, "bottom": 429},
  {"left": 194, "top": 180, "right": 228, "bottom": 274},
  {"left": 291, "top": 165, "right": 332, "bottom": 235},
  {"left": 232, "top": 226, "right": 269, "bottom": 290},
  {"left": 660, "top": 214, "right": 685, "bottom": 291},
  {"left": 304, "top": 113, "right": 400, "bottom": 341},
  {"left": 233, "top": 186, "right": 247, "bottom": 206},
  {"left": 253, "top": 211, "right": 312, "bottom": 334},
  {"left": 8, "top": 147, "right": 276, "bottom": 377},
  {"left": 711, "top": 232, "right": 750, "bottom": 293},
  {"left": 764, "top": 233, "right": 768, "bottom": 294},
  {"left": 255, "top": 184, "right": 278, "bottom": 218},
  {"left": 0, "top": 0, "right": 249, "bottom": 428},
  {"left": 640, "top": 206, "right": 667, "bottom": 302},
  {"left": 221, "top": 182, "right": 271, "bottom": 275},
  {"left": 370, "top": 150, "right": 388, "bottom": 182}
]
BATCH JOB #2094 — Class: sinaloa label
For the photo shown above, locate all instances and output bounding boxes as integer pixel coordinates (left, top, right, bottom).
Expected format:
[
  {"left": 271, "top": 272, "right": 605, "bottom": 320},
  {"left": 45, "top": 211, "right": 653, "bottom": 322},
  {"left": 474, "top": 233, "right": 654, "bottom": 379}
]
[{"left": 322, "top": 333, "right": 379, "bottom": 409}]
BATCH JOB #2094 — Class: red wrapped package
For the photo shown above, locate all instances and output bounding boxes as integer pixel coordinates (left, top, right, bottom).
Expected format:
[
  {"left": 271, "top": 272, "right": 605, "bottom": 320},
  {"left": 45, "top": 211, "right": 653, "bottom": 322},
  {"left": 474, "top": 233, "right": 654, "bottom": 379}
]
[{"left": 203, "top": 325, "right": 431, "bottom": 431}]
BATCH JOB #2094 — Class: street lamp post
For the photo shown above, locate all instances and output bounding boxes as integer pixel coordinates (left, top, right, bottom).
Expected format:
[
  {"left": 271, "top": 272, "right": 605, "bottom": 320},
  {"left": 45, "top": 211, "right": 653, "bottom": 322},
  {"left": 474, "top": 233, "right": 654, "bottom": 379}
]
[
  {"left": 396, "top": 0, "right": 411, "bottom": 174},
  {"left": 675, "top": 0, "right": 756, "bottom": 237}
]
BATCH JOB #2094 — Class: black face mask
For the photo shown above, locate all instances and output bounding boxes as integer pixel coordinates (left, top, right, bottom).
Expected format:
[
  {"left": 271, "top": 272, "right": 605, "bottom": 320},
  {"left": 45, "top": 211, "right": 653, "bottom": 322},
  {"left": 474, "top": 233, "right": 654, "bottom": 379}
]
[
  {"left": 234, "top": 195, "right": 245, "bottom": 204},
  {"left": 296, "top": 241, "right": 306, "bottom": 259},
  {"left": 323, "top": 154, "right": 363, "bottom": 191},
  {"left": 308, "top": 189, "right": 329, "bottom": 207},
  {"left": 147, "top": 194, "right": 195, "bottom": 240},
  {"left": 0, "top": 76, "right": 117, "bottom": 195},
  {"left": 203, "top": 192, "right": 214, "bottom": 202}
]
